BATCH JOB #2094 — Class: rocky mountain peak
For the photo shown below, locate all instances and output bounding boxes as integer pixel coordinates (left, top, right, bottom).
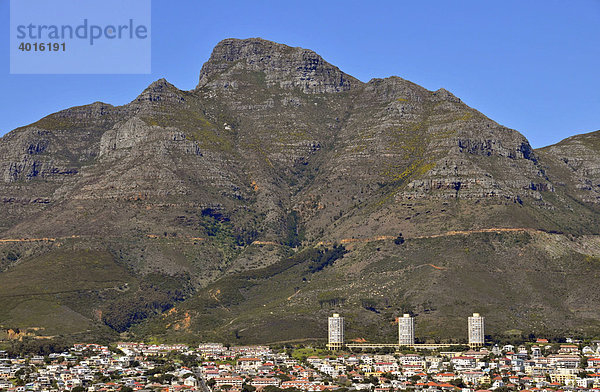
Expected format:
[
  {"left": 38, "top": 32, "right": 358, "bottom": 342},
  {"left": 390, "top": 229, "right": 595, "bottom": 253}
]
[
  {"left": 432, "top": 88, "right": 461, "bottom": 103},
  {"left": 133, "top": 78, "right": 186, "bottom": 105},
  {"left": 196, "top": 37, "right": 362, "bottom": 93}
]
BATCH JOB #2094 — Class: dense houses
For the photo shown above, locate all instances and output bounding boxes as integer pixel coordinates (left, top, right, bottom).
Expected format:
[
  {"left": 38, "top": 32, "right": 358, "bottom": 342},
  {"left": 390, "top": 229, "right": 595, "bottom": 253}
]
[{"left": 1, "top": 340, "right": 600, "bottom": 392}]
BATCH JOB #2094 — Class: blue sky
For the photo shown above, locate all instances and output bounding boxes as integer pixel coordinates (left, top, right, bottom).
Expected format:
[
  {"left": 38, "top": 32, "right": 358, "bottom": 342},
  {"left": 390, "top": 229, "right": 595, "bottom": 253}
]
[{"left": 1, "top": 0, "right": 599, "bottom": 148}]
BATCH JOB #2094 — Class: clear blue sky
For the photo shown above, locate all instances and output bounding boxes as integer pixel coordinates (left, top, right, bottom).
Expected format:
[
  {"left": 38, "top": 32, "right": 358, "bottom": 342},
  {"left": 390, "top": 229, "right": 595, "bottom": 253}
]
[{"left": 1, "top": 0, "right": 599, "bottom": 148}]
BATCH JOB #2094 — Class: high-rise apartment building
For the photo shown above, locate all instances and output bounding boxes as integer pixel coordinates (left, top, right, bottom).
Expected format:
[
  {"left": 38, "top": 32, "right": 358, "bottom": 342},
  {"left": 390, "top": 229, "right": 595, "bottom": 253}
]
[
  {"left": 398, "top": 313, "right": 415, "bottom": 345},
  {"left": 468, "top": 313, "right": 485, "bottom": 347},
  {"left": 327, "top": 313, "right": 344, "bottom": 350}
]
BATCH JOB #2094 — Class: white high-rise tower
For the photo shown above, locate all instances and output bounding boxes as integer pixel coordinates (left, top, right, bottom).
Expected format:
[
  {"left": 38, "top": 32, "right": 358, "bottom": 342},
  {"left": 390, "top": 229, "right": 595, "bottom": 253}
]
[
  {"left": 327, "top": 313, "right": 344, "bottom": 350},
  {"left": 398, "top": 314, "right": 415, "bottom": 345},
  {"left": 468, "top": 313, "right": 485, "bottom": 347}
]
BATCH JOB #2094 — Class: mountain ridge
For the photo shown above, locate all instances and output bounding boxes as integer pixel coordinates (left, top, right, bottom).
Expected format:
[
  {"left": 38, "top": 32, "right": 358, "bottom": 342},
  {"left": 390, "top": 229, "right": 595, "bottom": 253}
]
[{"left": 1, "top": 38, "right": 599, "bottom": 345}]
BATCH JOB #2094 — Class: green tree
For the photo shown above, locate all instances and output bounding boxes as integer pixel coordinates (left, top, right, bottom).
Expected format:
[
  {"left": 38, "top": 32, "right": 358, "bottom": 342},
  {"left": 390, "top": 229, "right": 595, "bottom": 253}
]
[
  {"left": 263, "top": 386, "right": 283, "bottom": 392},
  {"left": 394, "top": 233, "right": 405, "bottom": 245},
  {"left": 242, "top": 384, "right": 256, "bottom": 392},
  {"left": 450, "top": 379, "right": 465, "bottom": 388}
]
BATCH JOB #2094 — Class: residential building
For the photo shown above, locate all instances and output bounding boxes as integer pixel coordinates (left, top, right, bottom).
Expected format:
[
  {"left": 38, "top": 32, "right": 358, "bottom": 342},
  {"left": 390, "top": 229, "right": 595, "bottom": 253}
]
[
  {"left": 328, "top": 314, "right": 344, "bottom": 350},
  {"left": 468, "top": 313, "right": 485, "bottom": 348},
  {"left": 398, "top": 314, "right": 415, "bottom": 346}
]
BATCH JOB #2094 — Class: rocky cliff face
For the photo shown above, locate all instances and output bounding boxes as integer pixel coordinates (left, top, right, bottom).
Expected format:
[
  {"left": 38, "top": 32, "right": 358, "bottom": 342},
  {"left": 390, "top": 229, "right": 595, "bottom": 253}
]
[
  {"left": 537, "top": 130, "right": 600, "bottom": 204},
  {"left": 0, "top": 38, "right": 599, "bottom": 343},
  {"left": 197, "top": 38, "right": 361, "bottom": 94}
]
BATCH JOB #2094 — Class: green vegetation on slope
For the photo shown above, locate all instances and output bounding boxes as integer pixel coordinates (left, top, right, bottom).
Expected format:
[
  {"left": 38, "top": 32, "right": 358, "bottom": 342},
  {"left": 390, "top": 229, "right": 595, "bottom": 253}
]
[{"left": 0, "top": 249, "right": 132, "bottom": 335}]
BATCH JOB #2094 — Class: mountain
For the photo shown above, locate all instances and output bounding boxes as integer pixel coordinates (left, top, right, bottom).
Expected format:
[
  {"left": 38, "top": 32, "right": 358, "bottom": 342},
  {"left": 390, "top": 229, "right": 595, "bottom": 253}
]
[{"left": 1, "top": 38, "right": 599, "bottom": 346}]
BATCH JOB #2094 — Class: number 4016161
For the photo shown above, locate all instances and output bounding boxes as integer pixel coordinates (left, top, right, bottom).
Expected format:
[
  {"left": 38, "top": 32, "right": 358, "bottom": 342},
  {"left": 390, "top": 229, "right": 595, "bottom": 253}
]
[{"left": 18, "top": 42, "right": 66, "bottom": 51}]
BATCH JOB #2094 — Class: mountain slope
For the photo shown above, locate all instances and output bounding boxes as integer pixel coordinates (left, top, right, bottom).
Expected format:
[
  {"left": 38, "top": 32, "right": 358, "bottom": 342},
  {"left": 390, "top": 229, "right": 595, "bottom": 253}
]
[
  {"left": 1, "top": 38, "right": 599, "bottom": 344},
  {"left": 536, "top": 130, "right": 600, "bottom": 204}
]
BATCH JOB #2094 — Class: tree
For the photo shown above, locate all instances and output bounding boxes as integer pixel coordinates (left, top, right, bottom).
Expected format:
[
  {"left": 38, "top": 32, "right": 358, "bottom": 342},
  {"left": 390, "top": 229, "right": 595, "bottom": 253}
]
[
  {"left": 276, "top": 373, "right": 291, "bottom": 382},
  {"left": 578, "top": 371, "right": 590, "bottom": 378},
  {"left": 382, "top": 372, "right": 395, "bottom": 380},
  {"left": 262, "top": 386, "right": 283, "bottom": 392},
  {"left": 242, "top": 384, "right": 256, "bottom": 392},
  {"left": 394, "top": 233, "right": 405, "bottom": 245},
  {"left": 450, "top": 379, "right": 465, "bottom": 388}
]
